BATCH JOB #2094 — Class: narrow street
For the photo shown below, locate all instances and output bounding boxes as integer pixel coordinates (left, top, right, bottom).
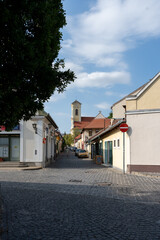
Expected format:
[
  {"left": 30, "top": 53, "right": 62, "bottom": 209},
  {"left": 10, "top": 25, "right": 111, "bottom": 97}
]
[{"left": 0, "top": 150, "right": 160, "bottom": 240}]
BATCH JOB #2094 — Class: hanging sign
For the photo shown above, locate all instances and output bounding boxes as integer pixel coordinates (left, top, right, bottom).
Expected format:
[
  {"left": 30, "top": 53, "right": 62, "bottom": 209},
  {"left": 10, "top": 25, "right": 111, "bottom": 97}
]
[
  {"left": 56, "top": 136, "right": 60, "bottom": 141},
  {"left": 43, "top": 138, "right": 46, "bottom": 144}
]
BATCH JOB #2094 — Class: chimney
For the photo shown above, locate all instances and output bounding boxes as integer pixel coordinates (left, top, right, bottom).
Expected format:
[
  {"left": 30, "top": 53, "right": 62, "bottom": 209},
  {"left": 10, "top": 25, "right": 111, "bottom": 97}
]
[{"left": 110, "top": 118, "right": 114, "bottom": 125}]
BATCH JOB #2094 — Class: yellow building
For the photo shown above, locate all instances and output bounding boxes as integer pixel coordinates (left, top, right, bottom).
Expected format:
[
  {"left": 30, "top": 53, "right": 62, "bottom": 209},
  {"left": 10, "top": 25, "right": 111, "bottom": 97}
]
[{"left": 90, "top": 72, "right": 160, "bottom": 173}]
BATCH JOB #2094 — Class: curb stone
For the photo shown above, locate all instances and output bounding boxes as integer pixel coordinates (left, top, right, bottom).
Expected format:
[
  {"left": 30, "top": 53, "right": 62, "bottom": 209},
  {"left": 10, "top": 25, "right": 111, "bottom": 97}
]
[{"left": 132, "top": 171, "right": 160, "bottom": 178}]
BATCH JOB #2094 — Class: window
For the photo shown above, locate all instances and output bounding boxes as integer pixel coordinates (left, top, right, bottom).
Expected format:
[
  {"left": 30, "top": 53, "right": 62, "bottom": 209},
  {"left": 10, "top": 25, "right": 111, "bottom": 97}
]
[
  {"left": 114, "top": 139, "right": 116, "bottom": 148},
  {"left": 0, "top": 137, "right": 9, "bottom": 158},
  {"left": 96, "top": 129, "right": 99, "bottom": 133},
  {"left": 89, "top": 130, "right": 92, "bottom": 136},
  {"left": 117, "top": 139, "right": 120, "bottom": 148},
  {"left": 75, "top": 109, "right": 78, "bottom": 116},
  {"left": 0, "top": 135, "right": 20, "bottom": 160},
  {"left": 0, "top": 137, "right": 9, "bottom": 145}
]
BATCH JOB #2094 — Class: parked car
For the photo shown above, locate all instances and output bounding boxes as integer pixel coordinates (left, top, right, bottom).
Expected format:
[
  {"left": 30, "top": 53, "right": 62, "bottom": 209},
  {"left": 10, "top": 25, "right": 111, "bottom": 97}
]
[
  {"left": 77, "top": 149, "right": 88, "bottom": 158},
  {"left": 70, "top": 146, "right": 77, "bottom": 152},
  {"left": 73, "top": 147, "right": 77, "bottom": 152},
  {"left": 75, "top": 149, "right": 81, "bottom": 156}
]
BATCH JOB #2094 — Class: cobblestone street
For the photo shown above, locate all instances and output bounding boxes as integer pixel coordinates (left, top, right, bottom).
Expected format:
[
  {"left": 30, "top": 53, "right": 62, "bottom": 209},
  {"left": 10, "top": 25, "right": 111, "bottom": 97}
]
[{"left": 0, "top": 150, "right": 160, "bottom": 239}]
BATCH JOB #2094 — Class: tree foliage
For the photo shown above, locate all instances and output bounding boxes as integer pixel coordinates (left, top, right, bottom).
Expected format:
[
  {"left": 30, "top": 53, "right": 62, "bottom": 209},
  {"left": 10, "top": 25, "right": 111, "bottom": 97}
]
[
  {"left": 0, "top": 0, "right": 76, "bottom": 130},
  {"left": 107, "top": 111, "right": 113, "bottom": 119},
  {"left": 72, "top": 127, "right": 81, "bottom": 139},
  {"left": 63, "top": 134, "right": 74, "bottom": 146}
]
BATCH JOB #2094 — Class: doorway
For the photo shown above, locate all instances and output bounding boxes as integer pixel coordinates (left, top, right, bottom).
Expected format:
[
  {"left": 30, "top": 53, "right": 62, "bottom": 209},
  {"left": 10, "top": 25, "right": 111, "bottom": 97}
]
[
  {"left": 104, "top": 141, "right": 113, "bottom": 165},
  {"left": 0, "top": 135, "right": 20, "bottom": 161},
  {"left": 10, "top": 137, "right": 20, "bottom": 161}
]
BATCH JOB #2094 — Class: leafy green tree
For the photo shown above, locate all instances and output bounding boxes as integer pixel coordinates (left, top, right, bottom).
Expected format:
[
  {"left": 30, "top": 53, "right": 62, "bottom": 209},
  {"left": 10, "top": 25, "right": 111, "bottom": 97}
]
[
  {"left": 107, "top": 111, "right": 113, "bottom": 119},
  {"left": 0, "top": 0, "right": 75, "bottom": 130},
  {"left": 72, "top": 127, "right": 81, "bottom": 139},
  {"left": 63, "top": 134, "right": 74, "bottom": 146}
]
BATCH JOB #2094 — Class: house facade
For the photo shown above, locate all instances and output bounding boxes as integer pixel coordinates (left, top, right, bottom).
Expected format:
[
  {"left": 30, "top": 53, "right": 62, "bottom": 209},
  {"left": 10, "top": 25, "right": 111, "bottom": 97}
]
[
  {"left": 0, "top": 111, "right": 59, "bottom": 167},
  {"left": 90, "top": 72, "right": 160, "bottom": 173},
  {"left": 89, "top": 119, "right": 129, "bottom": 172},
  {"left": 125, "top": 72, "right": 160, "bottom": 172},
  {"left": 81, "top": 116, "right": 111, "bottom": 153}
]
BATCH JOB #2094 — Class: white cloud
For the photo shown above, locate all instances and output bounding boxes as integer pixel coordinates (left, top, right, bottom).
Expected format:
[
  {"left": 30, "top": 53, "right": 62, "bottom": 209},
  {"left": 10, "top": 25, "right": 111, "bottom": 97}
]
[
  {"left": 47, "top": 91, "right": 66, "bottom": 103},
  {"left": 64, "top": 61, "right": 83, "bottom": 73},
  {"left": 69, "top": 71, "right": 130, "bottom": 88},
  {"left": 105, "top": 91, "right": 128, "bottom": 98},
  {"left": 95, "top": 102, "right": 111, "bottom": 110},
  {"left": 96, "top": 55, "right": 127, "bottom": 69},
  {"left": 62, "top": 39, "right": 73, "bottom": 49},
  {"left": 63, "top": 0, "right": 160, "bottom": 68}
]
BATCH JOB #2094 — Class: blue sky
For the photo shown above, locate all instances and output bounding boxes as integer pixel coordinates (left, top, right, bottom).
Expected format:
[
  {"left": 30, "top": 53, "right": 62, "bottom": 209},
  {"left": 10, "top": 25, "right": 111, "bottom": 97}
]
[{"left": 44, "top": 0, "right": 160, "bottom": 134}]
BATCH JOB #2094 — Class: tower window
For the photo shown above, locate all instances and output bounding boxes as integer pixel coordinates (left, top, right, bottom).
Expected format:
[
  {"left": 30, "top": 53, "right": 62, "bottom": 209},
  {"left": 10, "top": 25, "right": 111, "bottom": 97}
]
[{"left": 75, "top": 109, "right": 78, "bottom": 116}]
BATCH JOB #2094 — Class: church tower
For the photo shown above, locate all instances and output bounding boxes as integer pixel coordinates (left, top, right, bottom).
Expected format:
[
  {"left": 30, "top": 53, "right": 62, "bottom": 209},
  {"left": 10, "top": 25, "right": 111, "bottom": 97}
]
[{"left": 71, "top": 100, "right": 81, "bottom": 133}]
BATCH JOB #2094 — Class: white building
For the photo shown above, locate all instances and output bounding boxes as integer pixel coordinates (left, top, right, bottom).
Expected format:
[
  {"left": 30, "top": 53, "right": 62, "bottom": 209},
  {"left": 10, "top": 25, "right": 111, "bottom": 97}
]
[{"left": 0, "top": 111, "right": 58, "bottom": 167}]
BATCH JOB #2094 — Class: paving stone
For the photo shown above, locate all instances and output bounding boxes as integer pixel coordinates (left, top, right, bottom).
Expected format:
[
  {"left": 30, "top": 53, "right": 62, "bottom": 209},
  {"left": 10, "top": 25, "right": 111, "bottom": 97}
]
[{"left": 0, "top": 150, "right": 160, "bottom": 239}]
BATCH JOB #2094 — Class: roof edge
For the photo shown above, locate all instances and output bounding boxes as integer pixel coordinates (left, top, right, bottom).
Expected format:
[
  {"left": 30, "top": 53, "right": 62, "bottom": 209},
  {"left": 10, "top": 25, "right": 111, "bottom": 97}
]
[
  {"left": 126, "top": 72, "right": 160, "bottom": 101},
  {"left": 90, "top": 119, "right": 125, "bottom": 142}
]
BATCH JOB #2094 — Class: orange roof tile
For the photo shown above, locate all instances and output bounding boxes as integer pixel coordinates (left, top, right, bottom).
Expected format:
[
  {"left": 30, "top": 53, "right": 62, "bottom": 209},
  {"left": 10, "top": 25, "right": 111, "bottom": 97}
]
[
  {"left": 74, "top": 117, "right": 94, "bottom": 129},
  {"left": 83, "top": 118, "right": 111, "bottom": 129}
]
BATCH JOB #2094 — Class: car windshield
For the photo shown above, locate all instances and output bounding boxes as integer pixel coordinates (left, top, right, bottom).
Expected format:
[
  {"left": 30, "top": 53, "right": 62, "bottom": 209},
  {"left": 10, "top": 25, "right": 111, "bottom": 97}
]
[{"left": 80, "top": 150, "right": 86, "bottom": 153}]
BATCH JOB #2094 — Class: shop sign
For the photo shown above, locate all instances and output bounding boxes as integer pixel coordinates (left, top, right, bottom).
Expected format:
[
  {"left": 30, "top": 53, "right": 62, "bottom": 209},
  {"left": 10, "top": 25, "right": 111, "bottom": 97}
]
[
  {"left": 0, "top": 125, "right": 6, "bottom": 131},
  {"left": 56, "top": 136, "right": 60, "bottom": 141},
  {"left": 13, "top": 125, "right": 20, "bottom": 130}
]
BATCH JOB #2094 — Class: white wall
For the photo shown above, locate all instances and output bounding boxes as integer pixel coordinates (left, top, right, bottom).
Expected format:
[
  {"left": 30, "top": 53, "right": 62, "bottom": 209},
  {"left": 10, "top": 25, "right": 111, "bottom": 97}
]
[
  {"left": 23, "top": 120, "right": 35, "bottom": 163},
  {"left": 112, "top": 99, "right": 126, "bottom": 119},
  {"left": 127, "top": 112, "right": 160, "bottom": 166}
]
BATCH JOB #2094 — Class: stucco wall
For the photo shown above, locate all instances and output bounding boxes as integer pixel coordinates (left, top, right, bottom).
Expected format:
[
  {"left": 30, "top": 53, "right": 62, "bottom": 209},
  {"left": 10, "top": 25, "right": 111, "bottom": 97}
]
[
  {"left": 34, "top": 120, "right": 43, "bottom": 163},
  {"left": 102, "top": 128, "right": 129, "bottom": 172},
  {"left": 71, "top": 102, "right": 81, "bottom": 122},
  {"left": 126, "top": 76, "right": 160, "bottom": 111},
  {"left": 83, "top": 129, "right": 101, "bottom": 151},
  {"left": 137, "top": 77, "right": 160, "bottom": 109},
  {"left": 112, "top": 99, "right": 126, "bottom": 119},
  {"left": 127, "top": 112, "right": 160, "bottom": 166},
  {"left": 126, "top": 100, "right": 137, "bottom": 111},
  {"left": 23, "top": 120, "right": 35, "bottom": 162},
  {"left": 23, "top": 119, "right": 44, "bottom": 166}
]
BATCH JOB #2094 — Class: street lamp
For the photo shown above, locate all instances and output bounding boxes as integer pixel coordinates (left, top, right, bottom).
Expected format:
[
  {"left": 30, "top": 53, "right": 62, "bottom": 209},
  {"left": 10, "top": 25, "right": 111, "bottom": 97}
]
[{"left": 32, "top": 123, "right": 37, "bottom": 134}]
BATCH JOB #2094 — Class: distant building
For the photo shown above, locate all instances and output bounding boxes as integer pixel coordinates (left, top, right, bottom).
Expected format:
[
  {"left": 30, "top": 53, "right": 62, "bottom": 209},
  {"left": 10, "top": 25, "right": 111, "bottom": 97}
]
[
  {"left": 71, "top": 100, "right": 94, "bottom": 135},
  {"left": 71, "top": 100, "right": 111, "bottom": 151}
]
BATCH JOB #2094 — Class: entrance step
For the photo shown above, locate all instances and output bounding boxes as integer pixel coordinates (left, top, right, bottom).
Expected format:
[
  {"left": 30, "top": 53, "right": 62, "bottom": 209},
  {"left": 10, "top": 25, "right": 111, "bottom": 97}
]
[{"left": 0, "top": 162, "right": 29, "bottom": 168}]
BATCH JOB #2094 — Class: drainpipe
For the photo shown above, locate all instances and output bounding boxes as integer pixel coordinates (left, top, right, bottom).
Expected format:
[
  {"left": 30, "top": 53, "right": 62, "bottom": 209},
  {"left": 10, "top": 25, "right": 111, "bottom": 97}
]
[{"left": 123, "top": 132, "right": 125, "bottom": 174}]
